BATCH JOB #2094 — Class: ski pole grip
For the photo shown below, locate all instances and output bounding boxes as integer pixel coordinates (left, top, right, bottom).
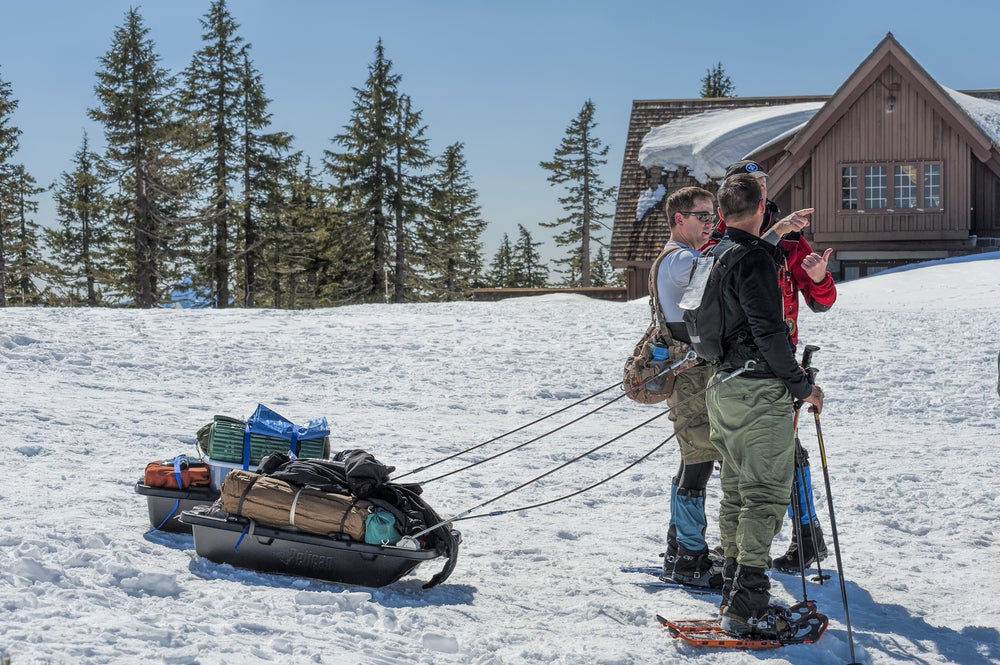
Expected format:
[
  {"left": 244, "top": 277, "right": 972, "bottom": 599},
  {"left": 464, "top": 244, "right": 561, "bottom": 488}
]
[{"left": 801, "top": 344, "right": 820, "bottom": 370}]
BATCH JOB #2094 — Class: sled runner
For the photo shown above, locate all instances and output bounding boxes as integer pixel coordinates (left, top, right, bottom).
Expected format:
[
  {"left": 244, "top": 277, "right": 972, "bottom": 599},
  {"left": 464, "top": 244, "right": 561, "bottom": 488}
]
[{"left": 181, "top": 506, "right": 457, "bottom": 588}]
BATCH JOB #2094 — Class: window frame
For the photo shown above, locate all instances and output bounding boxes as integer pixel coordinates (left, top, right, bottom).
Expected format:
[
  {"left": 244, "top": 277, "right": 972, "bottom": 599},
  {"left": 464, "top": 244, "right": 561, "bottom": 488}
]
[{"left": 839, "top": 161, "right": 944, "bottom": 212}]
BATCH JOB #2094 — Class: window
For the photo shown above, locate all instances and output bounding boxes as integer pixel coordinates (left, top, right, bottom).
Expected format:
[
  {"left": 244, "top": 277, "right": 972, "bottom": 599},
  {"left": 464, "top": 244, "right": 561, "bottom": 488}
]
[
  {"left": 841, "top": 166, "right": 857, "bottom": 209},
  {"left": 894, "top": 165, "right": 917, "bottom": 208},
  {"left": 865, "top": 166, "right": 886, "bottom": 208},
  {"left": 841, "top": 162, "right": 943, "bottom": 212},
  {"left": 924, "top": 164, "right": 941, "bottom": 207}
]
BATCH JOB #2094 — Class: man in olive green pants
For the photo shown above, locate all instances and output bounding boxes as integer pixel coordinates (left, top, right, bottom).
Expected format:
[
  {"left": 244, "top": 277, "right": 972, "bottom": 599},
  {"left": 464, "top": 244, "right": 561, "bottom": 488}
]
[
  {"left": 700, "top": 174, "right": 823, "bottom": 638},
  {"left": 708, "top": 377, "right": 794, "bottom": 570}
]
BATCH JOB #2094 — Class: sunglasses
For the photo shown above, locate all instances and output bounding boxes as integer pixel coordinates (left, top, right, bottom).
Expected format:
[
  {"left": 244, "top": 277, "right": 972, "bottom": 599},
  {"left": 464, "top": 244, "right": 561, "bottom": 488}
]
[{"left": 680, "top": 211, "right": 718, "bottom": 224}]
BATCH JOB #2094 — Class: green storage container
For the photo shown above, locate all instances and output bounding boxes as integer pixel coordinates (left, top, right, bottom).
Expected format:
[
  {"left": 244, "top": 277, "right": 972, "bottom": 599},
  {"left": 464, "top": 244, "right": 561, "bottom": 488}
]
[{"left": 197, "top": 415, "right": 329, "bottom": 465}]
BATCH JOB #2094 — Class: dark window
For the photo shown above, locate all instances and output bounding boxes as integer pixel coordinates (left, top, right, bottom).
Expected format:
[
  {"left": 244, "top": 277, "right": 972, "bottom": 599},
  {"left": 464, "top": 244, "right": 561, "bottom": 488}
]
[
  {"left": 841, "top": 166, "right": 858, "bottom": 209},
  {"left": 841, "top": 162, "right": 943, "bottom": 212}
]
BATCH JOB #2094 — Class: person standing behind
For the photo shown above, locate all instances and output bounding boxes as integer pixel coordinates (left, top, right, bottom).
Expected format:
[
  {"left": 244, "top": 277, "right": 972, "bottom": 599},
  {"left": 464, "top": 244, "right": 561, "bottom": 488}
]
[
  {"left": 703, "top": 174, "right": 823, "bottom": 637},
  {"left": 722, "top": 160, "right": 837, "bottom": 572},
  {"left": 655, "top": 187, "right": 722, "bottom": 588}
]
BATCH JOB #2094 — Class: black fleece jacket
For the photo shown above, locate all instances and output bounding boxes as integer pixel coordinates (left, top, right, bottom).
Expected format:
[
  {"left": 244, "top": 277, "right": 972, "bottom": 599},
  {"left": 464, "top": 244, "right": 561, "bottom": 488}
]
[{"left": 717, "top": 227, "right": 812, "bottom": 400}]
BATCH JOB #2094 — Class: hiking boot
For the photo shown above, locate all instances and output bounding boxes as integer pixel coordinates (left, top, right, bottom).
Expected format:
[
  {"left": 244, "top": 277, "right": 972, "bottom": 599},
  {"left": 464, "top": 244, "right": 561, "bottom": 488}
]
[
  {"left": 720, "top": 604, "right": 793, "bottom": 638},
  {"left": 718, "top": 556, "right": 737, "bottom": 617},
  {"left": 660, "top": 524, "right": 679, "bottom": 580},
  {"left": 719, "top": 565, "right": 792, "bottom": 638},
  {"left": 671, "top": 545, "right": 723, "bottom": 588},
  {"left": 772, "top": 522, "right": 828, "bottom": 572}
]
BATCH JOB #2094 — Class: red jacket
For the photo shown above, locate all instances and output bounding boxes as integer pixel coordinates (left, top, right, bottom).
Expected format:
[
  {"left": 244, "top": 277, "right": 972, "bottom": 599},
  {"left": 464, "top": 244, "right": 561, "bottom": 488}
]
[
  {"left": 707, "top": 204, "right": 836, "bottom": 344},
  {"left": 774, "top": 233, "right": 836, "bottom": 344}
]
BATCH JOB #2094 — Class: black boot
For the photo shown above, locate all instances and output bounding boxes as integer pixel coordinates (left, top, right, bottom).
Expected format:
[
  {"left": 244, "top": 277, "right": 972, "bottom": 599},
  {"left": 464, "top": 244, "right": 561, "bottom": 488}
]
[
  {"left": 718, "top": 557, "right": 737, "bottom": 617},
  {"left": 719, "top": 565, "right": 792, "bottom": 638},
  {"left": 660, "top": 524, "right": 678, "bottom": 580},
  {"left": 671, "top": 544, "right": 723, "bottom": 588},
  {"left": 772, "top": 521, "right": 828, "bottom": 573}
]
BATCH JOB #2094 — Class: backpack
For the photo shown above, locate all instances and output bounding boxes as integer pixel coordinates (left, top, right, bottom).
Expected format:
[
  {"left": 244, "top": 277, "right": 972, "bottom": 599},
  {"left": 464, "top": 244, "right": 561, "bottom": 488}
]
[
  {"left": 681, "top": 240, "right": 755, "bottom": 365},
  {"left": 622, "top": 245, "right": 698, "bottom": 404}
]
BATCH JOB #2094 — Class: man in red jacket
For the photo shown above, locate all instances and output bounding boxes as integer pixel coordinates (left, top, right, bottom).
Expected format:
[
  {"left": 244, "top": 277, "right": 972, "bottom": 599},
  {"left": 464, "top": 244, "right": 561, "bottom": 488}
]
[{"left": 715, "top": 160, "right": 837, "bottom": 572}]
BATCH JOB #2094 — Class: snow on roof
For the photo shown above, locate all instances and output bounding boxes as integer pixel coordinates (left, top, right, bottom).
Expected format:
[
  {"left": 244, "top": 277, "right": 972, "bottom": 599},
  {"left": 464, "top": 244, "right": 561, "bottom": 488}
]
[
  {"left": 637, "top": 102, "right": 824, "bottom": 183},
  {"left": 944, "top": 87, "right": 1000, "bottom": 145}
]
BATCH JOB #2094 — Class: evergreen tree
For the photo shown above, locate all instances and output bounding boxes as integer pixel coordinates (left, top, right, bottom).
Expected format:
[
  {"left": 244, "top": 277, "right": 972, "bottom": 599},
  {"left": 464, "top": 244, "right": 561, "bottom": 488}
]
[
  {"left": 46, "top": 133, "right": 113, "bottom": 306},
  {"left": 263, "top": 154, "right": 347, "bottom": 309},
  {"left": 417, "top": 142, "right": 486, "bottom": 300},
  {"left": 89, "top": 8, "right": 185, "bottom": 308},
  {"left": 178, "top": 0, "right": 247, "bottom": 308},
  {"left": 487, "top": 234, "right": 513, "bottom": 288},
  {"left": 235, "top": 51, "right": 293, "bottom": 307},
  {"left": 590, "top": 246, "right": 610, "bottom": 287},
  {"left": 0, "top": 67, "right": 22, "bottom": 307},
  {"left": 701, "top": 62, "right": 736, "bottom": 98},
  {"left": 389, "top": 94, "right": 433, "bottom": 302},
  {"left": 0, "top": 165, "right": 45, "bottom": 305},
  {"left": 509, "top": 224, "right": 548, "bottom": 288},
  {"left": 539, "top": 99, "right": 616, "bottom": 287},
  {"left": 326, "top": 39, "right": 424, "bottom": 304}
]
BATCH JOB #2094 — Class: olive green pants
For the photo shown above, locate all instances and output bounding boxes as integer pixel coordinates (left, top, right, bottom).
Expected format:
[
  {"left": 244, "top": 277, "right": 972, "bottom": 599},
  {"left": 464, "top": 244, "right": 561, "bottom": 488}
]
[
  {"left": 707, "top": 373, "right": 794, "bottom": 569},
  {"left": 667, "top": 363, "right": 719, "bottom": 465}
]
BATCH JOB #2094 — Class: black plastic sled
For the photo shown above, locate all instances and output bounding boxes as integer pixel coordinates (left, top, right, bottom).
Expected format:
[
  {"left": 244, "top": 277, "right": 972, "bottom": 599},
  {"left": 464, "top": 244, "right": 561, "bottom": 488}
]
[
  {"left": 180, "top": 506, "right": 460, "bottom": 588},
  {"left": 134, "top": 481, "right": 219, "bottom": 533}
]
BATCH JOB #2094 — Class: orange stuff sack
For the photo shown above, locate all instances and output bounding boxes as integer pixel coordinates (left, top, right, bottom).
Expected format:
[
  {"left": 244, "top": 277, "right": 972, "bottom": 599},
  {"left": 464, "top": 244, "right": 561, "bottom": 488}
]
[{"left": 144, "top": 457, "right": 211, "bottom": 489}]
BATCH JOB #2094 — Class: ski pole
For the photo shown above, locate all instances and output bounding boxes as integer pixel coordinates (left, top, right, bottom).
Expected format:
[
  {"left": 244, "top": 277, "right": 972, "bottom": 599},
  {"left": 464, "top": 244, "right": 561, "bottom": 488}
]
[
  {"left": 789, "top": 404, "right": 810, "bottom": 601},
  {"left": 797, "top": 345, "right": 829, "bottom": 584},
  {"left": 813, "top": 408, "right": 862, "bottom": 665}
]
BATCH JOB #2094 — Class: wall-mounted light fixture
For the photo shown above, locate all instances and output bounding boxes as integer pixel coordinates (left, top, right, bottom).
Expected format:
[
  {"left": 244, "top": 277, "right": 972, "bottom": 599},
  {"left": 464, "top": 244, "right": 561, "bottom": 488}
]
[{"left": 876, "top": 78, "right": 900, "bottom": 114}]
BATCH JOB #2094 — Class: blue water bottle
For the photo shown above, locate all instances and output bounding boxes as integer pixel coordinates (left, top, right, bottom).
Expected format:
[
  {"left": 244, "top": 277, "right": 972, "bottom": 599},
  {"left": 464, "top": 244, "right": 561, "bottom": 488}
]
[{"left": 646, "top": 343, "right": 670, "bottom": 391}]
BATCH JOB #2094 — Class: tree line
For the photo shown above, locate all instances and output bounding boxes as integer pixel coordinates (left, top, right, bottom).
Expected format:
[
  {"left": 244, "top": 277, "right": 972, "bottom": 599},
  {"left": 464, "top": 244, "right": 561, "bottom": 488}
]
[{"left": 0, "top": 1, "right": 622, "bottom": 308}]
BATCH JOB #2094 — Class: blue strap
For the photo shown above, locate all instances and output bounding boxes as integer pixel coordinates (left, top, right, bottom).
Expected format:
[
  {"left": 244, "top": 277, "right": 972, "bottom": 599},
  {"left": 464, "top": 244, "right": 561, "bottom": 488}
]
[
  {"left": 154, "top": 499, "right": 181, "bottom": 530},
  {"left": 242, "top": 422, "right": 252, "bottom": 470},
  {"left": 234, "top": 523, "right": 250, "bottom": 552},
  {"left": 172, "top": 455, "right": 185, "bottom": 489}
]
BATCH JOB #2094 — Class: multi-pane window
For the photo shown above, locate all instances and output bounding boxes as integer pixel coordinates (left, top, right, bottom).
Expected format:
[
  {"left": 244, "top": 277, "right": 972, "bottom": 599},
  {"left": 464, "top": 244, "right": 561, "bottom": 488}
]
[
  {"left": 894, "top": 165, "right": 917, "bottom": 208},
  {"left": 841, "top": 162, "right": 943, "bottom": 211},
  {"left": 865, "top": 166, "right": 887, "bottom": 208},
  {"left": 841, "top": 166, "right": 857, "bottom": 209},
  {"left": 924, "top": 164, "right": 941, "bottom": 207}
]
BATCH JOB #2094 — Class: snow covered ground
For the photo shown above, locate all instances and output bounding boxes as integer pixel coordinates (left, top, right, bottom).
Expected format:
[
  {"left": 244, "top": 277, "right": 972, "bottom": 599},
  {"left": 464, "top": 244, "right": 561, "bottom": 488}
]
[{"left": 1, "top": 258, "right": 998, "bottom": 665}]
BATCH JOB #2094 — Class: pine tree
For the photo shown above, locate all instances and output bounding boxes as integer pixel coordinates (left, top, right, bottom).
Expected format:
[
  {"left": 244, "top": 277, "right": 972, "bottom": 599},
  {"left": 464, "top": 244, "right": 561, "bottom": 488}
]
[
  {"left": 46, "top": 133, "right": 113, "bottom": 305},
  {"left": 487, "top": 234, "right": 513, "bottom": 288},
  {"left": 0, "top": 67, "right": 23, "bottom": 307},
  {"left": 418, "top": 142, "right": 486, "bottom": 300},
  {"left": 590, "top": 246, "right": 610, "bottom": 287},
  {"left": 389, "top": 94, "right": 433, "bottom": 302},
  {"left": 0, "top": 165, "right": 45, "bottom": 305},
  {"left": 266, "top": 155, "right": 347, "bottom": 309},
  {"left": 178, "top": 0, "right": 247, "bottom": 308},
  {"left": 89, "top": 8, "right": 185, "bottom": 308},
  {"left": 539, "top": 99, "right": 616, "bottom": 287},
  {"left": 324, "top": 39, "right": 400, "bottom": 303},
  {"left": 509, "top": 224, "right": 548, "bottom": 288},
  {"left": 701, "top": 62, "right": 736, "bottom": 98},
  {"left": 236, "top": 51, "right": 293, "bottom": 307}
]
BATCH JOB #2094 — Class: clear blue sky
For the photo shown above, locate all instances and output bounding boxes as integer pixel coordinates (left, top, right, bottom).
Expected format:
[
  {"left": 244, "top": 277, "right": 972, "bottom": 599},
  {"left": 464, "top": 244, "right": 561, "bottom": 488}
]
[{"left": 2, "top": 0, "right": 998, "bottom": 266}]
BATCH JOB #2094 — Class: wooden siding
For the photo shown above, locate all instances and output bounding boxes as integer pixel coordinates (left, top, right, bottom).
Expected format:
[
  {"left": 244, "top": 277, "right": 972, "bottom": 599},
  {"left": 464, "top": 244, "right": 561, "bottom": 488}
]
[{"left": 806, "top": 67, "right": 976, "bottom": 245}]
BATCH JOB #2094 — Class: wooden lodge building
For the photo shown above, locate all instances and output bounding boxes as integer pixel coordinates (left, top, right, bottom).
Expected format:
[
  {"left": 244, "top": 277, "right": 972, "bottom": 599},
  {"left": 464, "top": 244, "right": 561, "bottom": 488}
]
[{"left": 610, "top": 33, "right": 1000, "bottom": 300}]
